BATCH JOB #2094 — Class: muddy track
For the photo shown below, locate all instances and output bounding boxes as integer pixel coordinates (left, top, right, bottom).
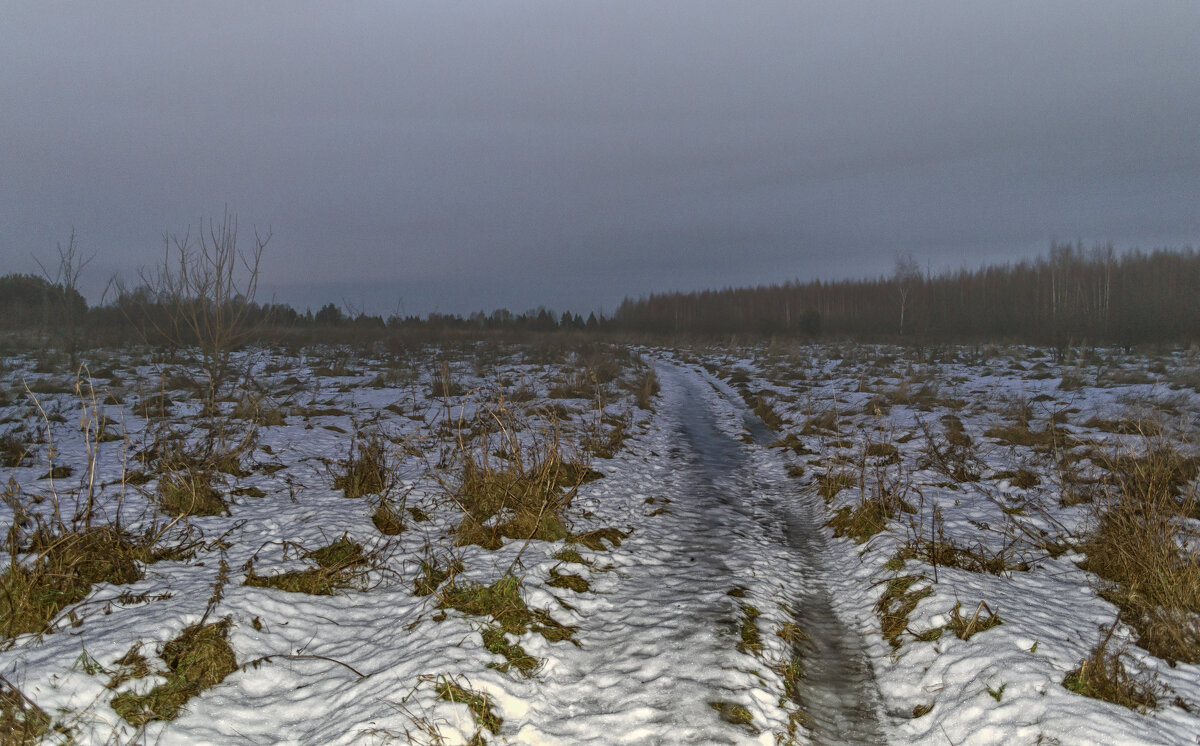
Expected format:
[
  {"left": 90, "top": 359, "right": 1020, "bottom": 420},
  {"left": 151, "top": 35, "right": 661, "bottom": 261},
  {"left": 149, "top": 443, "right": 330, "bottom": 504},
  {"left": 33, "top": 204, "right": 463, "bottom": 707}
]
[
  {"left": 520, "top": 363, "right": 886, "bottom": 744},
  {"left": 669, "top": 364, "right": 888, "bottom": 745}
]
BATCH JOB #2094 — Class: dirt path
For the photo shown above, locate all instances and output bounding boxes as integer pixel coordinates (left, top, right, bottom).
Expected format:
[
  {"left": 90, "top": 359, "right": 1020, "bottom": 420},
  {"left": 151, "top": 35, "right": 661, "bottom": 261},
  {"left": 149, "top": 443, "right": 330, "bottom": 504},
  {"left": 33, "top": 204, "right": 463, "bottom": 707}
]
[
  {"left": 518, "top": 363, "right": 887, "bottom": 744},
  {"left": 673, "top": 364, "right": 889, "bottom": 745}
]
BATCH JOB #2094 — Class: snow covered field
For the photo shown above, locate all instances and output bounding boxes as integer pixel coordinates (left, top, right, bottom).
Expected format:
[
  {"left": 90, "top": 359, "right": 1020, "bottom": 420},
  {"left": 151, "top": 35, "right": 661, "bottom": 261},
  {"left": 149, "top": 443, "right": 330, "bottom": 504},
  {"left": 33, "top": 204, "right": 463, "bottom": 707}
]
[{"left": 1, "top": 342, "right": 1198, "bottom": 744}]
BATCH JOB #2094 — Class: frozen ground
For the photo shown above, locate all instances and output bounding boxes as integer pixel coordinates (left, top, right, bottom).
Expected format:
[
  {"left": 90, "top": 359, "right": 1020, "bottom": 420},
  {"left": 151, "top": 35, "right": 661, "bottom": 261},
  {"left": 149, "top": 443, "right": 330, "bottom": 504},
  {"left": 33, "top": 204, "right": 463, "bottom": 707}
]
[{"left": 1, "top": 343, "right": 1198, "bottom": 744}]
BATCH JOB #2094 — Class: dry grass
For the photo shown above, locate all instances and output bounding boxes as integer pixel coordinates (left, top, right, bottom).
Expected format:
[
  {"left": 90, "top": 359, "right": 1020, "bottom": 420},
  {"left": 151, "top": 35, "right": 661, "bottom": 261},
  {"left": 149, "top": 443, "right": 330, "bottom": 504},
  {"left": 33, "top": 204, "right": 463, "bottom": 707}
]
[
  {"left": 243, "top": 535, "right": 369, "bottom": 595},
  {"left": 334, "top": 430, "right": 391, "bottom": 498},
  {"left": 156, "top": 469, "right": 227, "bottom": 516},
  {"left": 736, "top": 603, "right": 763, "bottom": 656},
  {"left": 816, "top": 471, "right": 856, "bottom": 501},
  {"left": 875, "top": 575, "right": 932, "bottom": 649},
  {"left": 0, "top": 432, "right": 32, "bottom": 468},
  {"left": 437, "top": 574, "right": 575, "bottom": 643},
  {"left": 635, "top": 367, "right": 660, "bottom": 411},
  {"left": 0, "top": 525, "right": 155, "bottom": 639},
  {"left": 111, "top": 619, "right": 237, "bottom": 725},
  {"left": 585, "top": 416, "right": 628, "bottom": 459},
  {"left": 709, "top": 701, "right": 754, "bottom": 727},
  {"left": 434, "top": 677, "right": 502, "bottom": 737},
  {"left": 450, "top": 407, "right": 591, "bottom": 551},
  {"left": 571, "top": 527, "right": 628, "bottom": 551},
  {"left": 918, "top": 416, "right": 982, "bottom": 482},
  {"left": 546, "top": 569, "right": 589, "bottom": 593},
  {"left": 944, "top": 600, "right": 1003, "bottom": 640},
  {"left": 828, "top": 462, "right": 912, "bottom": 544},
  {"left": 1080, "top": 443, "right": 1200, "bottom": 663},
  {"left": 1063, "top": 627, "right": 1159, "bottom": 711},
  {"left": 481, "top": 625, "right": 540, "bottom": 676},
  {"left": 900, "top": 504, "right": 1028, "bottom": 577},
  {"left": 413, "top": 554, "right": 461, "bottom": 597},
  {"left": 428, "top": 363, "right": 466, "bottom": 398},
  {"left": 983, "top": 420, "right": 1065, "bottom": 449},
  {"left": 371, "top": 499, "right": 405, "bottom": 535},
  {"left": 0, "top": 677, "right": 50, "bottom": 745}
]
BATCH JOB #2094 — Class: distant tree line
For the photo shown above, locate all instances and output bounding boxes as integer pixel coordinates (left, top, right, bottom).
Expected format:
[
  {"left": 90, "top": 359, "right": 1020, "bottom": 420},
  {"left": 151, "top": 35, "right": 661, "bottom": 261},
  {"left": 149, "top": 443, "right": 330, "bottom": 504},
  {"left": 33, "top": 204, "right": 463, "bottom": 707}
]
[
  {"left": 0, "top": 275, "right": 611, "bottom": 345},
  {"left": 3, "top": 241, "right": 1198, "bottom": 349},
  {"left": 613, "top": 243, "right": 1200, "bottom": 346}
]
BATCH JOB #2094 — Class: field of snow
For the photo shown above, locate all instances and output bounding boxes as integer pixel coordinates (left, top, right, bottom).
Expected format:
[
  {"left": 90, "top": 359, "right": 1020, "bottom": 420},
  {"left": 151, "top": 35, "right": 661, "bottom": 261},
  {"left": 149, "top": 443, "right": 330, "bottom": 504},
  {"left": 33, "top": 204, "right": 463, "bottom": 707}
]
[{"left": 1, "top": 341, "right": 1198, "bottom": 745}]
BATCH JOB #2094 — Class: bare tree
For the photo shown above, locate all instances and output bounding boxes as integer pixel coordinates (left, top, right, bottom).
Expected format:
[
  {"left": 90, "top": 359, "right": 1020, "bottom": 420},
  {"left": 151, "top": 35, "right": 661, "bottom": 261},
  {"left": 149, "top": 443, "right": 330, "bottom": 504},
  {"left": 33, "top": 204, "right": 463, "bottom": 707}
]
[
  {"left": 36, "top": 228, "right": 91, "bottom": 369},
  {"left": 147, "top": 209, "right": 270, "bottom": 410},
  {"left": 894, "top": 252, "right": 921, "bottom": 337}
]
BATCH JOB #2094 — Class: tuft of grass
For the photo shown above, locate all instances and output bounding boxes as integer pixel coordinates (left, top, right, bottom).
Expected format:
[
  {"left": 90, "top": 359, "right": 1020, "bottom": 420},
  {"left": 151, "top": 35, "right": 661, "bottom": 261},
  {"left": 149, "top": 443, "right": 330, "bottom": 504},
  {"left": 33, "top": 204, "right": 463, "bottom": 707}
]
[
  {"left": 156, "top": 469, "right": 227, "bottom": 517},
  {"left": 546, "top": 569, "right": 589, "bottom": 593},
  {"left": 371, "top": 500, "right": 405, "bottom": 535},
  {"left": 451, "top": 412, "right": 590, "bottom": 550},
  {"left": 334, "top": 431, "right": 391, "bottom": 498},
  {"left": 435, "top": 678, "right": 502, "bottom": 736},
  {"left": 945, "top": 600, "right": 1003, "bottom": 640},
  {"left": 1063, "top": 628, "right": 1158, "bottom": 711},
  {"left": 480, "top": 625, "right": 540, "bottom": 676},
  {"left": 900, "top": 505, "right": 1028, "bottom": 576},
  {"left": 0, "top": 432, "right": 32, "bottom": 468},
  {"left": 1080, "top": 442, "right": 1200, "bottom": 663},
  {"left": 0, "top": 678, "right": 51, "bottom": 746},
  {"left": 816, "top": 471, "right": 856, "bottom": 501},
  {"left": 1083, "top": 417, "right": 1161, "bottom": 436},
  {"left": 770, "top": 433, "right": 815, "bottom": 456},
  {"left": 243, "top": 535, "right": 367, "bottom": 595},
  {"left": 428, "top": 364, "right": 466, "bottom": 398},
  {"left": 996, "top": 468, "right": 1040, "bottom": 489},
  {"left": 438, "top": 575, "right": 532, "bottom": 636},
  {"left": 742, "top": 392, "right": 783, "bottom": 431},
  {"left": 552, "top": 547, "right": 588, "bottom": 565},
  {"left": 918, "top": 417, "right": 982, "bottom": 482},
  {"left": 437, "top": 574, "right": 575, "bottom": 642},
  {"left": 709, "top": 701, "right": 755, "bottom": 727},
  {"left": 875, "top": 575, "right": 932, "bottom": 649},
  {"left": 736, "top": 604, "right": 763, "bottom": 656},
  {"left": 865, "top": 441, "right": 900, "bottom": 462},
  {"left": 413, "top": 555, "right": 460, "bottom": 597},
  {"left": 37, "top": 465, "right": 72, "bottom": 481},
  {"left": 0, "top": 525, "right": 151, "bottom": 639},
  {"left": 571, "top": 527, "right": 628, "bottom": 551},
  {"left": 829, "top": 501, "right": 891, "bottom": 543},
  {"left": 107, "top": 643, "right": 153, "bottom": 689},
  {"left": 983, "top": 420, "right": 1065, "bottom": 449},
  {"left": 585, "top": 417, "right": 629, "bottom": 459},
  {"left": 111, "top": 619, "right": 237, "bottom": 725},
  {"left": 635, "top": 367, "right": 660, "bottom": 411}
]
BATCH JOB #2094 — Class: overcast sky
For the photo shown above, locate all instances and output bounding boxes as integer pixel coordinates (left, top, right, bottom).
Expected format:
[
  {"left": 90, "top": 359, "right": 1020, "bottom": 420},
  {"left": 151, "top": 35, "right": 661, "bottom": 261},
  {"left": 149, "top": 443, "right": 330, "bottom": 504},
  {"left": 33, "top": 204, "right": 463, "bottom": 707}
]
[{"left": 3, "top": 2, "right": 1199, "bottom": 316}]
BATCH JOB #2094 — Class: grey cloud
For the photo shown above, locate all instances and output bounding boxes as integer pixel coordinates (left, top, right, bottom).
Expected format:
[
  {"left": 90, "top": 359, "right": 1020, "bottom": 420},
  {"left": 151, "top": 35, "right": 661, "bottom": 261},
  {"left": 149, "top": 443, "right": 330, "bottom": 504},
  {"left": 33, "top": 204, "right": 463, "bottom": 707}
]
[{"left": 3, "top": 1, "right": 1198, "bottom": 314}]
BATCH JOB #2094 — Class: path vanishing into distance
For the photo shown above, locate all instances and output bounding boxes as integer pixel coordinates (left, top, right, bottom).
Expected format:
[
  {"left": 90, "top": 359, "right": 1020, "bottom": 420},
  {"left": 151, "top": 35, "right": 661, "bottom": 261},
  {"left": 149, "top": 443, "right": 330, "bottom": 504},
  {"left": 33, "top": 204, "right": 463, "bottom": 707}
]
[{"left": 520, "top": 362, "right": 888, "bottom": 744}]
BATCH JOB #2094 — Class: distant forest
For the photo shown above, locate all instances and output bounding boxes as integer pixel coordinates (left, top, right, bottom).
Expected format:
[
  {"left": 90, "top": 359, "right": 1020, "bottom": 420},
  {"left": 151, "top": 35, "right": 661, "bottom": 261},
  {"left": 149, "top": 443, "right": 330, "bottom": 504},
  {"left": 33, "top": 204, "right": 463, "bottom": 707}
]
[
  {"left": 2, "top": 242, "right": 1197, "bottom": 347},
  {"left": 616, "top": 243, "right": 1200, "bottom": 346}
]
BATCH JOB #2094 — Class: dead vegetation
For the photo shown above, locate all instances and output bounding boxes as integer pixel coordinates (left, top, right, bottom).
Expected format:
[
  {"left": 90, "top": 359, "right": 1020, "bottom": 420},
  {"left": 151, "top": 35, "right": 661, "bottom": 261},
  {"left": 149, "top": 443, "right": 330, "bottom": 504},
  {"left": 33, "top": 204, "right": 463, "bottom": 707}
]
[
  {"left": 434, "top": 676, "right": 502, "bottom": 740},
  {"left": 334, "top": 429, "right": 392, "bottom": 498},
  {"left": 1080, "top": 442, "right": 1200, "bottom": 664},
  {"left": 0, "top": 676, "right": 50, "bottom": 745},
  {"left": 448, "top": 403, "right": 594, "bottom": 551},
  {"left": 875, "top": 575, "right": 933, "bottom": 649},
  {"left": 1063, "top": 625, "right": 1159, "bottom": 711},
  {"left": 111, "top": 619, "right": 237, "bottom": 725},
  {"left": 436, "top": 574, "right": 575, "bottom": 643},
  {"left": 243, "top": 535, "right": 372, "bottom": 595}
]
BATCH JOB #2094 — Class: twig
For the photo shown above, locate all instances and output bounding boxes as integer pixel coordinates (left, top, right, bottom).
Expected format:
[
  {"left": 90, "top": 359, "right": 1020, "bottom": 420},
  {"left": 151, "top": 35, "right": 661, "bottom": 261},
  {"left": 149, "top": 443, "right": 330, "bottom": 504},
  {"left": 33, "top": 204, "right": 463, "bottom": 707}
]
[{"left": 241, "top": 653, "right": 368, "bottom": 679}]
